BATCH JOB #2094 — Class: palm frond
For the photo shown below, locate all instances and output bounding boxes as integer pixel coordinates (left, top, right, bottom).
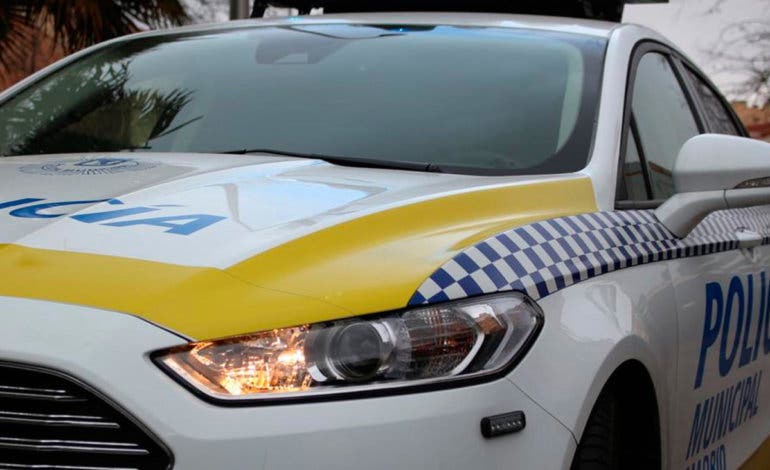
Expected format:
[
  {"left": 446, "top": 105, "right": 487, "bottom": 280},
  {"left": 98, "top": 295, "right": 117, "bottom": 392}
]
[
  {"left": 1, "top": 0, "right": 190, "bottom": 80},
  {"left": 37, "top": 0, "right": 190, "bottom": 53},
  {"left": 0, "top": 1, "right": 36, "bottom": 76}
]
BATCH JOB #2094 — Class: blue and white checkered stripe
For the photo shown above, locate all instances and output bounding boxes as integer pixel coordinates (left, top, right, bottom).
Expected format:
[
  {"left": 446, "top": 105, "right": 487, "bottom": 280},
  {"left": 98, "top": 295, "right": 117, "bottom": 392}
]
[{"left": 409, "top": 206, "right": 770, "bottom": 305}]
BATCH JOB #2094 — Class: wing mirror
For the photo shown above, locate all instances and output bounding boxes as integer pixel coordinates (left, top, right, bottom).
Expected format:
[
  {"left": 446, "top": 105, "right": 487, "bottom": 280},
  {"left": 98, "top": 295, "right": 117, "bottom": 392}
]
[{"left": 655, "top": 134, "right": 770, "bottom": 237}]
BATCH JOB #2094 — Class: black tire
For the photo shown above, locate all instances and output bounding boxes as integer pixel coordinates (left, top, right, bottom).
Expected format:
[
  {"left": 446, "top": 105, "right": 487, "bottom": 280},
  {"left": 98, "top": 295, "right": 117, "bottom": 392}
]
[
  {"left": 571, "top": 383, "right": 619, "bottom": 470},
  {"left": 571, "top": 381, "right": 661, "bottom": 470}
]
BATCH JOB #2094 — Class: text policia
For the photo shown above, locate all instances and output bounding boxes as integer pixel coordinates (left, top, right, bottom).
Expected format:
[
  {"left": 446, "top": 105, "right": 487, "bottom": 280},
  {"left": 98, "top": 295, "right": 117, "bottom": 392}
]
[
  {"left": 686, "top": 272, "right": 770, "bottom": 469},
  {"left": 0, "top": 197, "right": 225, "bottom": 235}
]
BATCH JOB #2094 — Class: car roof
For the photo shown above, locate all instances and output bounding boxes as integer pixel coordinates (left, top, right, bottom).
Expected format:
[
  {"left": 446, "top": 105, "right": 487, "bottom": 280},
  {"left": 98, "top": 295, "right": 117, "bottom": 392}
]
[{"left": 132, "top": 12, "right": 622, "bottom": 40}]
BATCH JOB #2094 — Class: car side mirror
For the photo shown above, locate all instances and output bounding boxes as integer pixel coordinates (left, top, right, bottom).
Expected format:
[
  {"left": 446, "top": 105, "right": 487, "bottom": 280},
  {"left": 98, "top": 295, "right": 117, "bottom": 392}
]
[{"left": 654, "top": 134, "right": 770, "bottom": 237}]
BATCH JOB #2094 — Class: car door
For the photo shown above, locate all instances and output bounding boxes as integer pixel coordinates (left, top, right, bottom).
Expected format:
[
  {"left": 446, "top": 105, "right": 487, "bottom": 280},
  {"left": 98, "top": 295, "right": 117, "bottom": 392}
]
[
  {"left": 676, "top": 63, "right": 770, "bottom": 470},
  {"left": 618, "top": 44, "right": 768, "bottom": 470}
]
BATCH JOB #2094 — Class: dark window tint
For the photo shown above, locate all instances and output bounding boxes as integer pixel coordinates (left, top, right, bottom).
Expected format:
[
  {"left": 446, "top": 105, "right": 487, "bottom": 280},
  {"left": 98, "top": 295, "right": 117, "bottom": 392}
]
[
  {"left": 682, "top": 65, "right": 740, "bottom": 136},
  {"left": 631, "top": 53, "right": 699, "bottom": 199},
  {"left": 0, "top": 25, "right": 606, "bottom": 175}
]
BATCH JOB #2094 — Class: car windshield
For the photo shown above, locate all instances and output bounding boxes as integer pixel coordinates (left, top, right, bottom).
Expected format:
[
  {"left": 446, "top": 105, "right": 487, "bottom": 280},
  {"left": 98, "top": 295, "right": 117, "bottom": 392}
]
[{"left": 0, "top": 23, "right": 606, "bottom": 174}]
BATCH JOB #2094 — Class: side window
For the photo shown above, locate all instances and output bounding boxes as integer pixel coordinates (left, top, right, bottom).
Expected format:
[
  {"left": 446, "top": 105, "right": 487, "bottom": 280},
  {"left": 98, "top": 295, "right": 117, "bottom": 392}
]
[
  {"left": 631, "top": 53, "right": 700, "bottom": 199},
  {"left": 621, "top": 126, "right": 649, "bottom": 201},
  {"left": 681, "top": 65, "right": 741, "bottom": 136}
]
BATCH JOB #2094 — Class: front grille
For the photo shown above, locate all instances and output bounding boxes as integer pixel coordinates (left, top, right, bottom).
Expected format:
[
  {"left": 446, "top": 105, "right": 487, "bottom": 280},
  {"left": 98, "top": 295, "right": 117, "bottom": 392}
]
[{"left": 0, "top": 363, "right": 172, "bottom": 469}]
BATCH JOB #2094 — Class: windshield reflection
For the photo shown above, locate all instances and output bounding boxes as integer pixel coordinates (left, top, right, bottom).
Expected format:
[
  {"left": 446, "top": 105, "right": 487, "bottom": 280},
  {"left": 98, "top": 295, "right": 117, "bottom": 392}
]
[{"left": 0, "top": 25, "right": 605, "bottom": 175}]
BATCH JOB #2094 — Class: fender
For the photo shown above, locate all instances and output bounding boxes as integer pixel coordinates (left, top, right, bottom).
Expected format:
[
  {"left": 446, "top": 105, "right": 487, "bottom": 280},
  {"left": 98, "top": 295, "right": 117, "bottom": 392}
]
[{"left": 506, "top": 260, "right": 676, "bottom": 465}]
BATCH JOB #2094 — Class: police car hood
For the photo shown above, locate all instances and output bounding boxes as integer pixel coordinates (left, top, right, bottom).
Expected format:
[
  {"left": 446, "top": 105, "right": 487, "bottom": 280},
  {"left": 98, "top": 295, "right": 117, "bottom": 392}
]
[{"left": 0, "top": 153, "right": 596, "bottom": 338}]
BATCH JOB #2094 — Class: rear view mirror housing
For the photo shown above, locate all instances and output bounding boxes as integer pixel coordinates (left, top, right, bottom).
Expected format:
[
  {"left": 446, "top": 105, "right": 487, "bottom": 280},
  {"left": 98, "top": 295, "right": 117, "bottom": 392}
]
[{"left": 654, "top": 134, "right": 770, "bottom": 237}]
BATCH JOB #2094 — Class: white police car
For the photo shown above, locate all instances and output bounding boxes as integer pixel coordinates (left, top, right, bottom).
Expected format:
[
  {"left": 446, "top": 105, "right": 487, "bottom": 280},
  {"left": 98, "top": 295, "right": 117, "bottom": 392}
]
[{"left": 0, "top": 9, "right": 768, "bottom": 470}]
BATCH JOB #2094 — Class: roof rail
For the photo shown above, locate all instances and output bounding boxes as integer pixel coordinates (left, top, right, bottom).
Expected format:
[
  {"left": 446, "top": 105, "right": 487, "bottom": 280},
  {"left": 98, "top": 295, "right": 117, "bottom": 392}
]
[{"left": 250, "top": 0, "right": 668, "bottom": 22}]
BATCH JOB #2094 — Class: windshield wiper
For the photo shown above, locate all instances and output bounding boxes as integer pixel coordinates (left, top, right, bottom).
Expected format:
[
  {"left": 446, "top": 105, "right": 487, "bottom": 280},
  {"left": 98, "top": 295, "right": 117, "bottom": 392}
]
[{"left": 216, "top": 148, "right": 443, "bottom": 173}]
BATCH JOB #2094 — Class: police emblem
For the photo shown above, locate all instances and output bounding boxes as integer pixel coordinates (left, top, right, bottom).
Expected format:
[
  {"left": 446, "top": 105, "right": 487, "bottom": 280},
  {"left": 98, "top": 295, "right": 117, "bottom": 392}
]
[{"left": 19, "top": 158, "right": 158, "bottom": 176}]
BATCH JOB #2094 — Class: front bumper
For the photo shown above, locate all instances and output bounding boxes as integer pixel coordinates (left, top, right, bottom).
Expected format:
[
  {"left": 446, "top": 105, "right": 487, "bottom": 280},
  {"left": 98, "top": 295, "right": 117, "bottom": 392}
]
[{"left": 0, "top": 296, "right": 576, "bottom": 469}]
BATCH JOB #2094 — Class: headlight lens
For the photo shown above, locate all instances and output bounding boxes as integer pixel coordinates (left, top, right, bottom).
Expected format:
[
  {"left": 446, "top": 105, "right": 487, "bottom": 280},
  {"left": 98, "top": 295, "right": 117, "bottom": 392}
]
[{"left": 154, "top": 292, "right": 542, "bottom": 403}]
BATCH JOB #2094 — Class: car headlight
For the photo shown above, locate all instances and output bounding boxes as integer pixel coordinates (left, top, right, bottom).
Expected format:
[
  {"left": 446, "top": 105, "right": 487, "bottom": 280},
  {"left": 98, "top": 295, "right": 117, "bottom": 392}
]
[{"left": 153, "top": 292, "right": 542, "bottom": 404}]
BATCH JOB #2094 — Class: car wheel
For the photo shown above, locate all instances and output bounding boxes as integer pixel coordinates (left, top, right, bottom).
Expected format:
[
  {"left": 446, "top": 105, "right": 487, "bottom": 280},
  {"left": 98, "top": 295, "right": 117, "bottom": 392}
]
[
  {"left": 571, "top": 384, "right": 618, "bottom": 470},
  {"left": 571, "top": 378, "right": 660, "bottom": 470}
]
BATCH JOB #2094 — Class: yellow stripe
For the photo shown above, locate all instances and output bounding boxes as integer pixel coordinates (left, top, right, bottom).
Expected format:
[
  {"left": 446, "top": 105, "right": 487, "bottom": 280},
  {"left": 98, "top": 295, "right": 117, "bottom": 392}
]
[
  {"left": 229, "top": 177, "right": 596, "bottom": 317},
  {"left": 0, "top": 177, "right": 596, "bottom": 339},
  {"left": 0, "top": 244, "right": 351, "bottom": 339},
  {"left": 740, "top": 437, "right": 770, "bottom": 470}
]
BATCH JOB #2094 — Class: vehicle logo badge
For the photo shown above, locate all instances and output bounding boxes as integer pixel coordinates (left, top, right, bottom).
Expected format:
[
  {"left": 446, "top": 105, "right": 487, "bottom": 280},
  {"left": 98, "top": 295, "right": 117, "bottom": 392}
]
[{"left": 19, "top": 157, "right": 159, "bottom": 175}]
